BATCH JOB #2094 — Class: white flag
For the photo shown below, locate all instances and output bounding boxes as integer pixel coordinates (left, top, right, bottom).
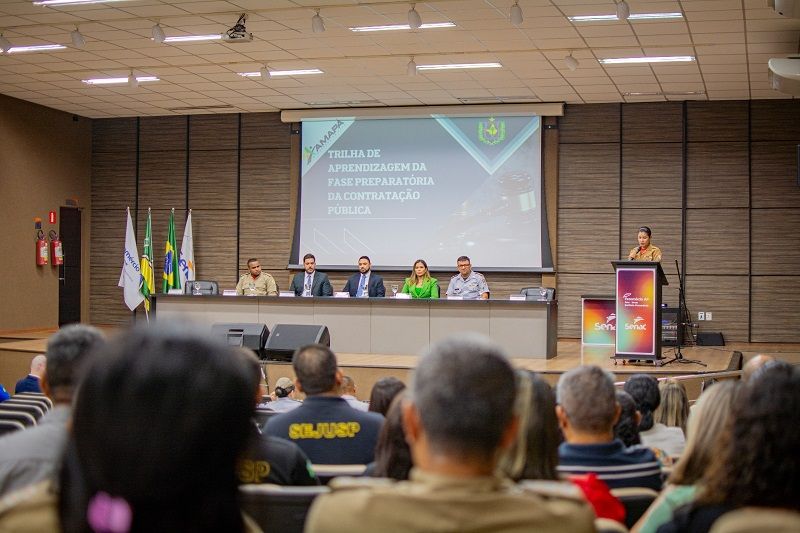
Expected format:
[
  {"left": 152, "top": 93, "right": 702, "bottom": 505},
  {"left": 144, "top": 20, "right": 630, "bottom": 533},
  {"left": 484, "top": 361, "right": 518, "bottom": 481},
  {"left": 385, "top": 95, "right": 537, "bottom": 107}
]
[
  {"left": 179, "top": 210, "right": 195, "bottom": 286},
  {"left": 118, "top": 208, "right": 144, "bottom": 311}
]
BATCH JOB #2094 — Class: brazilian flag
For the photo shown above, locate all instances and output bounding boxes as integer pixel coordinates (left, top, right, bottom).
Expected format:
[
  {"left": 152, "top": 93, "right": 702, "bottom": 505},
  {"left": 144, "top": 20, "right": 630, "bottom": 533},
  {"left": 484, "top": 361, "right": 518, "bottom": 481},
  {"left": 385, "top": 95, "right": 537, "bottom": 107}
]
[
  {"left": 140, "top": 208, "right": 155, "bottom": 311},
  {"left": 162, "top": 208, "right": 181, "bottom": 293}
]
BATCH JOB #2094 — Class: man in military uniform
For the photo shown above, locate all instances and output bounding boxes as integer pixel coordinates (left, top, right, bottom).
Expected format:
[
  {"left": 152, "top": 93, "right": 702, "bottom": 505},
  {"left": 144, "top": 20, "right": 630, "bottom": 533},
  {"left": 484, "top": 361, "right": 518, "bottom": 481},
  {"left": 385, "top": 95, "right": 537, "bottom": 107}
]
[
  {"left": 305, "top": 335, "right": 596, "bottom": 533},
  {"left": 445, "top": 255, "right": 489, "bottom": 299},
  {"left": 235, "top": 258, "right": 278, "bottom": 296}
]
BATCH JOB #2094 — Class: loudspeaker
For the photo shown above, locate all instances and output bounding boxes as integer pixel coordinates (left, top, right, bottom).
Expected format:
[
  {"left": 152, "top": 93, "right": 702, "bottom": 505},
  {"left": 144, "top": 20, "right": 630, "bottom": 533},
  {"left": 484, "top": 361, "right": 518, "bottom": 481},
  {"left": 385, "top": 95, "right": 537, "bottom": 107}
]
[
  {"left": 211, "top": 323, "right": 269, "bottom": 358},
  {"left": 264, "top": 324, "right": 330, "bottom": 361},
  {"left": 696, "top": 332, "right": 725, "bottom": 346}
]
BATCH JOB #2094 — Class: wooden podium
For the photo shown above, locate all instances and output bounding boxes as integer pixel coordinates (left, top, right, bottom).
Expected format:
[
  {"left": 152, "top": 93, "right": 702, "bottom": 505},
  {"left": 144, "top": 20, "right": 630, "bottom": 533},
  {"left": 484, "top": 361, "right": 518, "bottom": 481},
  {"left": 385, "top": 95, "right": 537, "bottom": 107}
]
[{"left": 611, "top": 261, "right": 668, "bottom": 364}]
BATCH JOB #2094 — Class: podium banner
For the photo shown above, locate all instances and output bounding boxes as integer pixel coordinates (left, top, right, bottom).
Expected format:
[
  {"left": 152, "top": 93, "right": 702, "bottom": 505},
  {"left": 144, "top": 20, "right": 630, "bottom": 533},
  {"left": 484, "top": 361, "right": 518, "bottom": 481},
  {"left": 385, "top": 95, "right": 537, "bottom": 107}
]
[
  {"left": 582, "top": 298, "right": 616, "bottom": 345},
  {"left": 616, "top": 267, "right": 657, "bottom": 356}
]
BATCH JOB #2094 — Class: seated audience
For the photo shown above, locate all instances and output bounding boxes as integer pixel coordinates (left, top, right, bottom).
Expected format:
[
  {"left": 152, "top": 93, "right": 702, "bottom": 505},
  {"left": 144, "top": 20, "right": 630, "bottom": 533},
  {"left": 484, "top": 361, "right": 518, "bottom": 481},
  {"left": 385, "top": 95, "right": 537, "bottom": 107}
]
[
  {"left": 0, "top": 325, "right": 105, "bottom": 498},
  {"left": 368, "top": 376, "right": 406, "bottom": 416},
  {"left": 654, "top": 379, "right": 689, "bottom": 434},
  {"left": 306, "top": 335, "right": 596, "bottom": 533},
  {"left": 266, "top": 377, "right": 302, "bottom": 413},
  {"left": 658, "top": 365, "right": 800, "bottom": 532},
  {"left": 340, "top": 375, "right": 368, "bottom": 411},
  {"left": 741, "top": 353, "right": 774, "bottom": 382},
  {"left": 369, "top": 395, "right": 412, "bottom": 481},
  {"left": 400, "top": 259, "right": 439, "bottom": 299},
  {"left": 625, "top": 374, "right": 685, "bottom": 457},
  {"left": 613, "top": 390, "right": 642, "bottom": 447},
  {"left": 557, "top": 366, "right": 662, "bottom": 491},
  {"left": 264, "top": 345, "right": 384, "bottom": 465},
  {"left": 14, "top": 355, "right": 46, "bottom": 394},
  {"left": 0, "top": 324, "right": 259, "bottom": 532},
  {"left": 633, "top": 380, "right": 739, "bottom": 533}
]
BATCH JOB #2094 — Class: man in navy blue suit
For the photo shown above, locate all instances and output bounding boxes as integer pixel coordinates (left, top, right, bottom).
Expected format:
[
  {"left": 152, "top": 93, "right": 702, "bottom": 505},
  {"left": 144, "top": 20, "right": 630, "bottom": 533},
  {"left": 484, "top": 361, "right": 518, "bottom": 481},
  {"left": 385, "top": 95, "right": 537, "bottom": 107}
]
[
  {"left": 342, "top": 256, "right": 385, "bottom": 298},
  {"left": 289, "top": 253, "right": 334, "bottom": 297}
]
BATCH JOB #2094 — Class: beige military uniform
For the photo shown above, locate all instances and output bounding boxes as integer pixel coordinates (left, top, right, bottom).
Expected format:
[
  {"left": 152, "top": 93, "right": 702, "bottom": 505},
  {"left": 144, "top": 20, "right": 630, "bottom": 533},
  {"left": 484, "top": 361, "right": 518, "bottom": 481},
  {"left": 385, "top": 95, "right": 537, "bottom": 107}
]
[
  {"left": 629, "top": 245, "right": 662, "bottom": 262},
  {"left": 236, "top": 272, "right": 278, "bottom": 296},
  {"left": 305, "top": 469, "right": 595, "bottom": 533}
]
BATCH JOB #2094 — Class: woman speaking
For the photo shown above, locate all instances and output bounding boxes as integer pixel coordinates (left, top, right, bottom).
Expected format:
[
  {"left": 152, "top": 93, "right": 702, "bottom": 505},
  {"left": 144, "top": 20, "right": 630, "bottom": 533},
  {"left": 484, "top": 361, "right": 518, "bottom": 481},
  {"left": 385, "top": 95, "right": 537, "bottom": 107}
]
[{"left": 628, "top": 226, "right": 662, "bottom": 261}]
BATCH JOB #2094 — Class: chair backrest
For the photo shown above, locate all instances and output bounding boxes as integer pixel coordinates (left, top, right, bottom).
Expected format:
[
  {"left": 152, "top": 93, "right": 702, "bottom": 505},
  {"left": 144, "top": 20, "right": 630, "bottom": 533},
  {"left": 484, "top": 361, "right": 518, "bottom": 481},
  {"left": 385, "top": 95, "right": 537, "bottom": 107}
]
[
  {"left": 183, "top": 280, "right": 219, "bottom": 295},
  {"left": 709, "top": 507, "right": 800, "bottom": 533},
  {"left": 610, "top": 487, "right": 659, "bottom": 529},
  {"left": 520, "top": 287, "right": 556, "bottom": 301},
  {"left": 0, "top": 401, "right": 44, "bottom": 421},
  {"left": 312, "top": 464, "right": 367, "bottom": 485},
  {"left": 0, "top": 419, "right": 25, "bottom": 436},
  {"left": 595, "top": 517, "right": 629, "bottom": 533},
  {"left": 252, "top": 409, "right": 277, "bottom": 431},
  {"left": 0, "top": 409, "right": 37, "bottom": 427},
  {"left": 239, "top": 484, "right": 330, "bottom": 533},
  {"left": 12, "top": 393, "right": 53, "bottom": 410}
]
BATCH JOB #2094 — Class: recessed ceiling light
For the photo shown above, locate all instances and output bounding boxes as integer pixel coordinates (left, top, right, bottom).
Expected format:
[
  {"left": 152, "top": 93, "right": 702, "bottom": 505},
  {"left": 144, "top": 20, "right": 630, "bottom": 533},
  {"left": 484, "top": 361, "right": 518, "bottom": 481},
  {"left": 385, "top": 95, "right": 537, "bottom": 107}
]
[
  {"left": 417, "top": 62, "right": 502, "bottom": 71},
  {"left": 163, "top": 34, "right": 222, "bottom": 43},
  {"left": 33, "top": 0, "right": 132, "bottom": 5},
  {"left": 7, "top": 44, "right": 67, "bottom": 54},
  {"left": 349, "top": 22, "right": 455, "bottom": 32},
  {"left": 569, "top": 13, "right": 683, "bottom": 22},
  {"left": 83, "top": 76, "right": 159, "bottom": 85},
  {"left": 599, "top": 56, "right": 695, "bottom": 64},
  {"left": 239, "top": 68, "right": 323, "bottom": 77},
  {"left": 623, "top": 90, "right": 705, "bottom": 96}
]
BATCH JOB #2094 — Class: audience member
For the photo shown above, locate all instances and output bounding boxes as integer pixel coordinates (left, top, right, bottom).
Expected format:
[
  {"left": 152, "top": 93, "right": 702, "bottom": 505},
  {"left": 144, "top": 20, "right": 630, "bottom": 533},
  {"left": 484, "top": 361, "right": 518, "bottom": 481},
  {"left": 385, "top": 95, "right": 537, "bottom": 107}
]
[
  {"left": 740, "top": 353, "right": 775, "bottom": 382},
  {"left": 369, "top": 395, "right": 412, "bottom": 481},
  {"left": 0, "top": 385, "right": 9, "bottom": 403},
  {"left": 654, "top": 379, "right": 689, "bottom": 434},
  {"left": 633, "top": 380, "right": 739, "bottom": 533},
  {"left": 614, "top": 390, "right": 642, "bottom": 448},
  {"left": 625, "top": 374, "right": 685, "bottom": 457},
  {"left": 340, "top": 375, "right": 368, "bottom": 411},
  {"left": 0, "top": 325, "right": 105, "bottom": 497},
  {"left": 14, "top": 355, "right": 46, "bottom": 394},
  {"left": 557, "top": 366, "right": 662, "bottom": 491},
  {"left": 658, "top": 365, "right": 800, "bottom": 532},
  {"left": 367, "top": 376, "right": 406, "bottom": 416},
  {"left": 306, "top": 335, "right": 596, "bottom": 533},
  {"left": 266, "top": 377, "right": 302, "bottom": 413},
  {"left": 264, "top": 345, "right": 384, "bottom": 464}
]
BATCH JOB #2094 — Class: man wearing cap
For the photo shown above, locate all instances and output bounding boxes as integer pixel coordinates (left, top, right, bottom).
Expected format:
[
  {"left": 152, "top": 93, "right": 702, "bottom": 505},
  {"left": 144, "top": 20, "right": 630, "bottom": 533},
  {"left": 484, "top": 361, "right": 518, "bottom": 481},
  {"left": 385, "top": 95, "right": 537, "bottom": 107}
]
[{"left": 267, "top": 377, "right": 302, "bottom": 413}]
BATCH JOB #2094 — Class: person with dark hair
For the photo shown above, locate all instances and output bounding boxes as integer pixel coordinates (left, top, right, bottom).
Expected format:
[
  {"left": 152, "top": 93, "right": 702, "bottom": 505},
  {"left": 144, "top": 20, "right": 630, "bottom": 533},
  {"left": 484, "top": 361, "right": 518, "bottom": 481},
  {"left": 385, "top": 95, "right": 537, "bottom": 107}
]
[
  {"left": 14, "top": 355, "right": 46, "bottom": 394},
  {"left": 557, "top": 366, "right": 662, "bottom": 491},
  {"left": 289, "top": 253, "right": 333, "bottom": 297},
  {"left": 266, "top": 376, "right": 302, "bottom": 413},
  {"left": 0, "top": 325, "right": 105, "bottom": 497},
  {"left": 369, "top": 395, "right": 412, "bottom": 481},
  {"left": 264, "top": 344, "right": 383, "bottom": 464},
  {"left": 658, "top": 366, "right": 800, "bottom": 532},
  {"left": 400, "top": 259, "right": 439, "bottom": 299},
  {"left": 625, "top": 374, "right": 685, "bottom": 456},
  {"left": 306, "top": 335, "right": 595, "bottom": 533},
  {"left": 342, "top": 256, "right": 385, "bottom": 298},
  {"left": 235, "top": 257, "right": 278, "bottom": 296},
  {"left": 368, "top": 376, "right": 406, "bottom": 416},
  {"left": 614, "top": 390, "right": 642, "bottom": 448},
  {"left": 627, "top": 226, "right": 662, "bottom": 261},
  {"left": 445, "top": 255, "right": 489, "bottom": 299}
]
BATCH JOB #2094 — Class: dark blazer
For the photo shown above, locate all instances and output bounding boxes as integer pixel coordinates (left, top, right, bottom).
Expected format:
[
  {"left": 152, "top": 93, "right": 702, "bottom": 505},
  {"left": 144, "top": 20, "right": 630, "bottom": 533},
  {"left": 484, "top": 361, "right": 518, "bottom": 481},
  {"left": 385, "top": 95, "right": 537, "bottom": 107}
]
[
  {"left": 343, "top": 272, "right": 385, "bottom": 297},
  {"left": 289, "top": 271, "right": 333, "bottom": 297}
]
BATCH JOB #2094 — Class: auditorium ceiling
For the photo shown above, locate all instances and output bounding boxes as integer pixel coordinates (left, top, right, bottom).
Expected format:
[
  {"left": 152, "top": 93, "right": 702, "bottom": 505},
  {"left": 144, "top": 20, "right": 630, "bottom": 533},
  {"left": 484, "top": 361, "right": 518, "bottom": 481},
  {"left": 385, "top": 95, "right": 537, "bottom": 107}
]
[{"left": 0, "top": 0, "right": 797, "bottom": 118}]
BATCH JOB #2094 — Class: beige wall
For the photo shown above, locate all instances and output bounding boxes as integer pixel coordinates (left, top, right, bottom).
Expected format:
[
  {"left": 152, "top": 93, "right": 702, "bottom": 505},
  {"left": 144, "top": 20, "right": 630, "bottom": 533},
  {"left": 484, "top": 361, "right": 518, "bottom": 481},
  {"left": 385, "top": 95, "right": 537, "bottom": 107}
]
[{"left": 0, "top": 94, "right": 92, "bottom": 330}]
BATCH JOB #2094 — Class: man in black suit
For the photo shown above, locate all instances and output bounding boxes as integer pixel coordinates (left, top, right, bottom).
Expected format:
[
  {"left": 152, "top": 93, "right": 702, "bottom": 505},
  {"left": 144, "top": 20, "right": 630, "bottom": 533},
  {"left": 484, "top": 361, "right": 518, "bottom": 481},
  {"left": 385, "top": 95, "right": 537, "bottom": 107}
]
[
  {"left": 289, "top": 253, "right": 333, "bottom": 297},
  {"left": 342, "top": 256, "right": 385, "bottom": 298}
]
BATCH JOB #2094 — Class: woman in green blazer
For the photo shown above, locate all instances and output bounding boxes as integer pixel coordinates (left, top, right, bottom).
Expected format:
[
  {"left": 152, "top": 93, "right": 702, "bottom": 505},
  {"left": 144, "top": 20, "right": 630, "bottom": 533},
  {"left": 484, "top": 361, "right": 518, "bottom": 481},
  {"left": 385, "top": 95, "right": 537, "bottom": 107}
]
[{"left": 401, "top": 259, "right": 439, "bottom": 299}]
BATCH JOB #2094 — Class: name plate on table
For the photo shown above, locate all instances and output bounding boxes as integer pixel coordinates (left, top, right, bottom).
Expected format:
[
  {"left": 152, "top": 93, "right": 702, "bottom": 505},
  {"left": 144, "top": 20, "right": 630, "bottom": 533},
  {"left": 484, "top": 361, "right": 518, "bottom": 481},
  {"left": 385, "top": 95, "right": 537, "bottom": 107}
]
[
  {"left": 334, "top": 292, "right": 350, "bottom": 298},
  {"left": 446, "top": 295, "right": 463, "bottom": 300},
  {"left": 394, "top": 293, "right": 411, "bottom": 299},
  {"left": 222, "top": 289, "right": 237, "bottom": 296},
  {"left": 279, "top": 291, "right": 295, "bottom": 298},
  {"left": 509, "top": 294, "right": 526, "bottom": 301},
  {"left": 168, "top": 289, "right": 183, "bottom": 295}
]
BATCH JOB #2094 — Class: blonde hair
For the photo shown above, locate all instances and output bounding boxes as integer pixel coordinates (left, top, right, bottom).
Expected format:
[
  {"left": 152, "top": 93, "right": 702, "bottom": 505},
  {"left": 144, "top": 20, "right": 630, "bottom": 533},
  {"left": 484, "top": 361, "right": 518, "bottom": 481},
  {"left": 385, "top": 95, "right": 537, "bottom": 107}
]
[
  {"left": 654, "top": 378, "right": 689, "bottom": 432},
  {"left": 406, "top": 259, "right": 431, "bottom": 287}
]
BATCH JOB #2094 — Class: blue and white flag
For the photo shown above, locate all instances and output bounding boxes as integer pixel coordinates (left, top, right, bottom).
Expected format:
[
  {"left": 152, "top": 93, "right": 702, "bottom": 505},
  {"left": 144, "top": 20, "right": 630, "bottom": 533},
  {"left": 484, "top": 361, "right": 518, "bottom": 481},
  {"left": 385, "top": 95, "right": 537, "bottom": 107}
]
[
  {"left": 179, "top": 209, "right": 195, "bottom": 287},
  {"left": 118, "top": 207, "right": 144, "bottom": 311}
]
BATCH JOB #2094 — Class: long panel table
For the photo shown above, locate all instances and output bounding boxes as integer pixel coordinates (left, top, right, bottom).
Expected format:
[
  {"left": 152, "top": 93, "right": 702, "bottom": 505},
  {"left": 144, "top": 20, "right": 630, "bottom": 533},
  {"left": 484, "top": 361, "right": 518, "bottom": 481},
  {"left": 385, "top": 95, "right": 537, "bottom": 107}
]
[{"left": 152, "top": 295, "right": 557, "bottom": 359}]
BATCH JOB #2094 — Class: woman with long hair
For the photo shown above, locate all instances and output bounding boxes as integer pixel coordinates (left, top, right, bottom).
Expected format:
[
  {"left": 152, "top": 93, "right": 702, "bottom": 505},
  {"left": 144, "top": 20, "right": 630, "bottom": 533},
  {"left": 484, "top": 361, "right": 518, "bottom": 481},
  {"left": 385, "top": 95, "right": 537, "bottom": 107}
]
[
  {"left": 654, "top": 379, "right": 689, "bottom": 433},
  {"left": 400, "top": 259, "right": 439, "bottom": 299}
]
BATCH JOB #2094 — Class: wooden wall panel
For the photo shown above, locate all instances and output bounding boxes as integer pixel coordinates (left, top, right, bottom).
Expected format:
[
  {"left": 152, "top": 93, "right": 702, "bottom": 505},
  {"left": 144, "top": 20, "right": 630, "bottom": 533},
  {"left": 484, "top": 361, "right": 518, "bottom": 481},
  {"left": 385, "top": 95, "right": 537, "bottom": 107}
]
[
  {"left": 188, "top": 149, "right": 237, "bottom": 210},
  {"left": 138, "top": 150, "right": 187, "bottom": 209},
  {"left": 684, "top": 275, "right": 749, "bottom": 342},
  {"left": 686, "top": 142, "right": 749, "bottom": 208},
  {"left": 90, "top": 210, "right": 134, "bottom": 325},
  {"left": 751, "top": 142, "right": 800, "bottom": 208},
  {"left": 558, "top": 143, "right": 619, "bottom": 208},
  {"left": 750, "top": 100, "right": 800, "bottom": 141},
  {"left": 239, "top": 148, "right": 291, "bottom": 210},
  {"left": 556, "top": 273, "right": 615, "bottom": 337},
  {"left": 558, "top": 103, "right": 620, "bottom": 144},
  {"left": 139, "top": 116, "right": 187, "bottom": 152},
  {"left": 620, "top": 208, "right": 682, "bottom": 287},
  {"left": 557, "top": 209, "right": 619, "bottom": 273},
  {"left": 751, "top": 276, "right": 800, "bottom": 342},
  {"left": 93, "top": 118, "right": 137, "bottom": 153},
  {"left": 238, "top": 208, "right": 292, "bottom": 277},
  {"left": 621, "top": 143, "right": 682, "bottom": 207},
  {"left": 240, "top": 113, "right": 292, "bottom": 149},
  {"left": 91, "top": 151, "right": 136, "bottom": 210},
  {"left": 622, "top": 102, "right": 683, "bottom": 143},
  {"left": 686, "top": 101, "right": 748, "bottom": 142},
  {"left": 685, "top": 209, "right": 749, "bottom": 275},
  {"left": 191, "top": 209, "right": 238, "bottom": 289},
  {"left": 751, "top": 209, "right": 800, "bottom": 275},
  {"left": 189, "top": 114, "right": 238, "bottom": 151}
]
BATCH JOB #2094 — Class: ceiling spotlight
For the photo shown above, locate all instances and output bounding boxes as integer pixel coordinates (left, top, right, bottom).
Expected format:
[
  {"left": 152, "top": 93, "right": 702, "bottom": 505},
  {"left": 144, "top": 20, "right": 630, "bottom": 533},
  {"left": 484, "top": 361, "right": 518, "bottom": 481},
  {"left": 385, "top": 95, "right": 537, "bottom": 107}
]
[
  {"left": 151, "top": 23, "right": 166, "bottom": 43},
  {"left": 70, "top": 28, "right": 85, "bottom": 48},
  {"left": 564, "top": 53, "right": 579, "bottom": 71},
  {"left": 407, "top": 57, "right": 417, "bottom": 76},
  {"left": 510, "top": 1, "right": 523, "bottom": 25},
  {"left": 616, "top": 0, "right": 630, "bottom": 21},
  {"left": 408, "top": 4, "right": 422, "bottom": 29},
  {"left": 260, "top": 65, "right": 269, "bottom": 79},
  {"left": 312, "top": 9, "right": 326, "bottom": 33},
  {"left": 128, "top": 71, "right": 138, "bottom": 88},
  {"left": 0, "top": 34, "right": 11, "bottom": 54}
]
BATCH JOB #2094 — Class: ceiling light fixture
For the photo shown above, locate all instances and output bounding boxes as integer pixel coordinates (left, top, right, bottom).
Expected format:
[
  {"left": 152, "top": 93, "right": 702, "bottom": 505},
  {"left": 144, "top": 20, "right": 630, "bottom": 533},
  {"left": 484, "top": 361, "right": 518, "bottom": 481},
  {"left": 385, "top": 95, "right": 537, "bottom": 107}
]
[
  {"left": 128, "top": 71, "right": 138, "bottom": 88},
  {"left": 510, "top": 1, "right": 523, "bottom": 25},
  {"left": 616, "top": 0, "right": 631, "bottom": 21},
  {"left": 163, "top": 34, "right": 222, "bottom": 43},
  {"left": 623, "top": 90, "right": 705, "bottom": 96},
  {"left": 599, "top": 55, "right": 695, "bottom": 64},
  {"left": 6, "top": 44, "right": 67, "bottom": 53},
  {"left": 569, "top": 13, "right": 682, "bottom": 22},
  {"left": 82, "top": 76, "right": 159, "bottom": 85},
  {"left": 350, "top": 22, "right": 454, "bottom": 32},
  {"left": 417, "top": 62, "right": 502, "bottom": 71},
  {"left": 312, "top": 9, "right": 326, "bottom": 33},
  {"left": 33, "top": 0, "right": 132, "bottom": 5},
  {"left": 564, "top": 53, "right": 579, "bottom": 71},
  {"left": 151, "top": 23, "right": 166, "bottom": 43},
  {"left": 408, "top": 4, "right": 422, "bottom": 29},
  {"left": 239, "top": 68, "right": 324, "bottom": 77},
  {"left": 407, "top": 56, "right": 417, "bottom": 76},
  {"left": 70, "top": 28, "right": 85, "bottom": 48},
  {"left": 0, "top": 34, "right": 11, "bottom": 54},
  {"left": 259, "top": 65, "right": 269, "bottom": 79}
]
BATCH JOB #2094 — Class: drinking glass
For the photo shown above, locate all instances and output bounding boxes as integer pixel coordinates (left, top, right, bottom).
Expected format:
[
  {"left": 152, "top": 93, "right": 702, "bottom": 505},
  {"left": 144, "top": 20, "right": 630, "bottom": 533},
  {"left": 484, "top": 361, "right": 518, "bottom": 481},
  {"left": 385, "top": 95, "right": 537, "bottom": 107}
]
[
  {"left": 391, "top": 284, "right": 399, "bottom": 297},
  {"left": 539, "top": 287, "right": 548, "bottom": 301}
]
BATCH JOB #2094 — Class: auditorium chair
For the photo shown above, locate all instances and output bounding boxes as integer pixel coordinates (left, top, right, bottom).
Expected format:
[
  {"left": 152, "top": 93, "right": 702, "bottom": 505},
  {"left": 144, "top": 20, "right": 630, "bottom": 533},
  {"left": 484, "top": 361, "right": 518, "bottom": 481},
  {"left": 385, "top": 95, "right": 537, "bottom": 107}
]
[
  {"left": 0, "top": 420, "right": 25, "bottom": 436},
  {"left": 239, "top": 484, "right": 330, "bottom": 533},
  {"left": 183, "top": 280, "right": 219, "bottom": 295},
  {"left": 611, "top": 487, "right": 659, "bottom": 529},
  {"left": 0, "top": 409, "right": 37, "bottom": 428},
  {"left": 0, "top": 401, "right": 44, "bottom": 421},
  {"left": 595, "top": 517, "right": 629, "bottom": 533},
  {"left": 252, "top": 408, "right": 277, "bottom": 431},
  {"left": 520, "top": 287, "right": 555, "bottom": 301},
  {"left": 312, "top": 464, "right": 368, "bottom": 485},
  {"left": 708, "top": 507, "right": 800, "bottom": 533},
  {"left": 13, "top": 392, "right": 53, "bottom": 411}
]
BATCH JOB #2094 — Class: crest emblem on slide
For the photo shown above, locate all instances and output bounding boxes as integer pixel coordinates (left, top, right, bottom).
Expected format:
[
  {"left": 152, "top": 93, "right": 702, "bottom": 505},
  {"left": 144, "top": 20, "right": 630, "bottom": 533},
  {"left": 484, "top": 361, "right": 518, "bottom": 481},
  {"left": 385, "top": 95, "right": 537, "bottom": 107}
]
[{"left": 478, "top": 117, "right": 506, "bottom": 145}]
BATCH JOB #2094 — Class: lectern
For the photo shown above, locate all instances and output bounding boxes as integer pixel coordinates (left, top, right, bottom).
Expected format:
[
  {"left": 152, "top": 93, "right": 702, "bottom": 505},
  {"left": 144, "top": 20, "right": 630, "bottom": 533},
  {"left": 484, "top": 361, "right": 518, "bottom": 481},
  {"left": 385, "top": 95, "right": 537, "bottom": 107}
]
[{"left": 611, "top": 261, "right": 668, "bottom": 363}]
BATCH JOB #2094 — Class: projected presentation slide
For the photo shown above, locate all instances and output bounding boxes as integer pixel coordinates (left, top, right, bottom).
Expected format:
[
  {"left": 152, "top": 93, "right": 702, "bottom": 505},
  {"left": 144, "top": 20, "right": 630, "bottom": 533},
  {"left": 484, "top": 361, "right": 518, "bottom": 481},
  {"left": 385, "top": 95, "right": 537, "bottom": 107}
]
[{"left": 298, "top": 114, "right": 546, "bottom": 270}]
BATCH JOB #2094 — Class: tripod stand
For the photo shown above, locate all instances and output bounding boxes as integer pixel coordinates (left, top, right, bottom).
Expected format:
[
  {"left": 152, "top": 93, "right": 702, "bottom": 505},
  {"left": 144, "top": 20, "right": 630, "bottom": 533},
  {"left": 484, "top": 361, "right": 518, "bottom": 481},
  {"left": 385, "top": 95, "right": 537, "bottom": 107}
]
[{"left": 664, "top": 259, "right": 706, "bottom": 366}]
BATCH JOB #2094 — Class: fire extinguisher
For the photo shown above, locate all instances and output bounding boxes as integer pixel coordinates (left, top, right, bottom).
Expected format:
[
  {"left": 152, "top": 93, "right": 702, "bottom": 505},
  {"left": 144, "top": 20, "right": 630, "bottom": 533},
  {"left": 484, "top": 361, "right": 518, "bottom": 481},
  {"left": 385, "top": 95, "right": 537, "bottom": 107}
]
[
  {"left": 36, "top": 230, "right": 49, "bottom": 266},
  {"left": 50, "top": 230, "right": 64, "bottom": 266}
]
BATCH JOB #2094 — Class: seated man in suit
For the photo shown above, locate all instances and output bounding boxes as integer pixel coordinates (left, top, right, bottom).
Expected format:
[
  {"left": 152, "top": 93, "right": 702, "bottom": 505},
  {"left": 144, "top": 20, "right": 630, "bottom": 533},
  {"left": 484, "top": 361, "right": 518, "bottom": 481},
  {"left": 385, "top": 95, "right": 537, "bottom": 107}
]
[
  {"left": 342, "top": 256, "right": 385, "bottom": 298},
  {"left": 264, "top": 344, "right": 384, "bottom": 465},
  {"left": 289, "top": 254, "right": 333, "bottom": 297},
  {"left": 14, "top": 355, "right": 46, "bottom": 394}
]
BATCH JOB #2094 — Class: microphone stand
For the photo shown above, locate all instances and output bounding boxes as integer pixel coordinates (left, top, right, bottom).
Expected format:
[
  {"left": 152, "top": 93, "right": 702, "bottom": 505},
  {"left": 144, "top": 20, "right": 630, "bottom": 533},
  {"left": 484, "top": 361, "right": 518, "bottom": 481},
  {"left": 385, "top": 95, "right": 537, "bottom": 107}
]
[{"left": 667, "top": 259, "right": 706, "bottom": 366}]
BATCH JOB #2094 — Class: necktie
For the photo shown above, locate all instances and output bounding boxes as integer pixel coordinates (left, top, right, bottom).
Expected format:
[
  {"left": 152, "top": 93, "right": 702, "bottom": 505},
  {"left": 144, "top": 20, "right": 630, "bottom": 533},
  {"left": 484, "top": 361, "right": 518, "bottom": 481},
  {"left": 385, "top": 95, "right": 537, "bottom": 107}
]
[
  {"left": 305, "top": 274, "right": 312, "bottom": 295},
  {"left": 357, "top": 274, "right": 365, "bottom": 297}
]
